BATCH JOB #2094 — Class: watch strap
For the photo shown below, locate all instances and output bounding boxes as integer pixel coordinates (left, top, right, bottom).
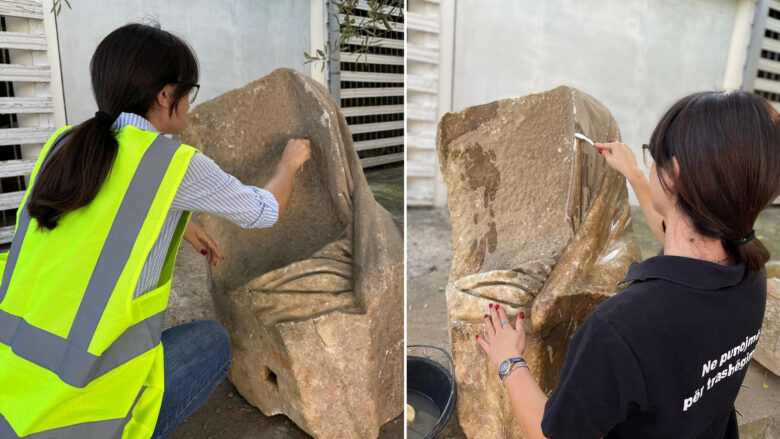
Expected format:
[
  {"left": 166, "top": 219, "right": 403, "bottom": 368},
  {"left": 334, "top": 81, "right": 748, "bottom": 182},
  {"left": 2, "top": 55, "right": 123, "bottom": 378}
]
[
  {"left": 500, "top": 359, "right": 528, "bottom": 384},
  {"left": 498, "top": 357, "right": 526, "bottom": 380}
]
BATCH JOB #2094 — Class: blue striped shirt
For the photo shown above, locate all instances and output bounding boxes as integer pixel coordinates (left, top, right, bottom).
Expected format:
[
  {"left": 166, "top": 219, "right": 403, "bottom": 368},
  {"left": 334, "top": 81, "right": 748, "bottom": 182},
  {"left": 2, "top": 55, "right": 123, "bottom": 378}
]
[{"left": 110, "top": 112, "right": 279, "bottom": 298}]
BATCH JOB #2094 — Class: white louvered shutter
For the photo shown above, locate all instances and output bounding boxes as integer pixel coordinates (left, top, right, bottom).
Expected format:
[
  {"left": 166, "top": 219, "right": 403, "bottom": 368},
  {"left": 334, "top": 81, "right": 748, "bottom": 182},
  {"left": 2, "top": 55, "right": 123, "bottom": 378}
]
[
  {"left": 329, "top": 0, "right": 404, "bottom": 168},
  {"left": 0, "top": 0, "right": 64, "bottom": 244},
  {"left": 406, "top": 0, "right": 444, "bottom": 206},
  {"left": 744, "top": 0, "right": 780, "bottom": 203}
]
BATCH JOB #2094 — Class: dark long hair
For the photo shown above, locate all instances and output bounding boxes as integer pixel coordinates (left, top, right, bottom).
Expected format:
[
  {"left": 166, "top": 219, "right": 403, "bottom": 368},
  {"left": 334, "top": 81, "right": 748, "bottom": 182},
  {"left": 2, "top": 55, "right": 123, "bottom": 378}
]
[
  {"left": 27, "top": 23, "right": 199, "bottom": 231},
  {"left": 649, "top": 91, "right": 780, "bottom": 272}
]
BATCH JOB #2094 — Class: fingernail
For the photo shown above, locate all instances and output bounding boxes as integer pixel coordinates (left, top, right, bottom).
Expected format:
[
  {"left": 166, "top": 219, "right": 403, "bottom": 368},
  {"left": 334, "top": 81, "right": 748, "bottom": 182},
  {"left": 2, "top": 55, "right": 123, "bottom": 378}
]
[
  {"left": 484, "top": 314, "right": 489, "bottom": 318},
  {"left": 200, "top": 249, "right": 207, "bottom": 255},
  {"left": 598, "top": 149, "right": 602, "bottom": 154},
  {"left": 475, "top": 334, "right": 480, "bottom": 339},
  {"left": 489, "top": 303, "right": 493, "bottom": 309},
  {"left": 520, "top": 312, "right": 525, "bottom": 319}
]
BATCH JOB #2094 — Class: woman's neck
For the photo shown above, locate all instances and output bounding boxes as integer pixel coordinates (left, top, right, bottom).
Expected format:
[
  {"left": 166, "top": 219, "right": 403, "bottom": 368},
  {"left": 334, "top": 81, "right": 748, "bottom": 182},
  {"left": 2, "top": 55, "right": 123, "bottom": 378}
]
[
  {"left": 144, "top": 110, "right": 166, "bottom": 134},
  {"left": 662, "top": 208, "right": 733, "bottom": 265}
]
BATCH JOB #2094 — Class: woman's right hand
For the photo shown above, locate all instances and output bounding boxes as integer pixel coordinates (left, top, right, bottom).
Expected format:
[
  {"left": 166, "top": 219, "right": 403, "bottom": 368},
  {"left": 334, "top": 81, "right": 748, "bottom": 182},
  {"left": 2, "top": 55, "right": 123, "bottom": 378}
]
[
  {"left": 593, "top": 141, "right": 643, "bottom": 182},
  {"left": 280, "top": 138, "right": 311, "bottom": 171},
  {"left": 596, "top": 141, "right": 666, "bottom": 244},
  {"left": 265, "top": 138, "right": 311, "bottom": 218}
]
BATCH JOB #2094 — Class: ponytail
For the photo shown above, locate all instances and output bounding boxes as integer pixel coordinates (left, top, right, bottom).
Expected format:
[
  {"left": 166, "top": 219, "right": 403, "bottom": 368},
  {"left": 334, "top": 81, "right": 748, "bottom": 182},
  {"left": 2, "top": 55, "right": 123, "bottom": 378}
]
[
  {"left": 27, "top": 112, "right": 118, "bottom": 231},
  {"left": 724, "top": 230, "right": 772, "bottom": 274},
  {"left": 732, "top": 239, "right": 771, "bottom": 274}
]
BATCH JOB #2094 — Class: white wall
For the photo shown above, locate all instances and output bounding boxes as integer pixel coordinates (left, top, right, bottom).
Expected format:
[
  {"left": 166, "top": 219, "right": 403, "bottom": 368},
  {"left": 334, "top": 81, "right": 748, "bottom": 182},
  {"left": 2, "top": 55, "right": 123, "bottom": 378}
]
[
  {"left": 54, "top": 0, "right": 311, "bottom": 124},
  {"left": 449, "top": 0, "right": 742, "bottom": 204}
]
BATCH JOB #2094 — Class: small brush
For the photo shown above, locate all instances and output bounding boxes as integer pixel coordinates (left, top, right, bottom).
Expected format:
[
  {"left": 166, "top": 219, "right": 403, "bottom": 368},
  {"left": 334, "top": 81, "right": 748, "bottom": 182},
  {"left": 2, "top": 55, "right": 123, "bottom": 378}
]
[{"left": 574, "top": 133, "right": 595, "bottom": 147}]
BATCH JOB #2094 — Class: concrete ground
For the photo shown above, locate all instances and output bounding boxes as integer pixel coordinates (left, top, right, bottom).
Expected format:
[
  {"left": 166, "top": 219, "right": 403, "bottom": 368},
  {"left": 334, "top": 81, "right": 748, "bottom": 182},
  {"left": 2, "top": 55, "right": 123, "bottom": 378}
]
[
  {"left": 407, "top": 206, "right": 780, "bottom": 438},
  {"left": 165, "top": 164, "right": 404, "bottom": 439}
]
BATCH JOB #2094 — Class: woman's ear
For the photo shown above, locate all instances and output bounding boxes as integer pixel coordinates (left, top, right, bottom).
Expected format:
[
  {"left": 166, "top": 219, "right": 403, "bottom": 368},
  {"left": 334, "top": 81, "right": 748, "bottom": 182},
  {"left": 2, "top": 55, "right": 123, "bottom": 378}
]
[
  {"left": 155, "top": 84, "right": 176, "bottom": 110},
  {"left": 667, "top": 156, "right": 681, "bottom": 192}
]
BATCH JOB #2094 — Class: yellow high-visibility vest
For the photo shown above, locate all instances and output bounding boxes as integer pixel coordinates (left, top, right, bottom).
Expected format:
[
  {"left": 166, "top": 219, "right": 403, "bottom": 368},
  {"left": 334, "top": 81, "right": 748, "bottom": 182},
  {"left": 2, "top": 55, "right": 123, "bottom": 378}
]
[{"left": 0, "top": 124, "right": 199, "bottom": 438}]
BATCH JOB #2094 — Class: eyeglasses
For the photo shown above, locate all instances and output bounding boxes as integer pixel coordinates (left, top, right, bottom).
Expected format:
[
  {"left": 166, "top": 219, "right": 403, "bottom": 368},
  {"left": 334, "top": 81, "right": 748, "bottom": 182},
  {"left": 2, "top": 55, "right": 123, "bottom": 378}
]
[
  {"left": 173, "top": 81, "right": 200, "bottom": 104},
  {"left": 642, "top": 143, "right": 653, "bottom": 168},
  {"left": 188, "top": 84, "right": 200, "bottom": 104}
]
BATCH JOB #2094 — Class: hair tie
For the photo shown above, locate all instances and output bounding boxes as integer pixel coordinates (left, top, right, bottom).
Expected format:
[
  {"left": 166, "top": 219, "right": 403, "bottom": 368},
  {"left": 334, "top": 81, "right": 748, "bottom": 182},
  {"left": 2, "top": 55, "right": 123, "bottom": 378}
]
[
  {"left": 725, "top": 230, "right": 755, "bottom": 247},
  {"left": 94, "top": 110, "right": 115, "bottom": 124}
]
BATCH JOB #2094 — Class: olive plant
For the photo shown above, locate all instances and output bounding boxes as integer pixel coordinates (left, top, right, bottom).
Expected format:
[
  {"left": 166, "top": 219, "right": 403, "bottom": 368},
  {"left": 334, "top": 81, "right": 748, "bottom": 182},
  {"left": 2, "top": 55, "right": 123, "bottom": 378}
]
[{"left": 304, "top": 0, "right": 404, "bottom": 72}]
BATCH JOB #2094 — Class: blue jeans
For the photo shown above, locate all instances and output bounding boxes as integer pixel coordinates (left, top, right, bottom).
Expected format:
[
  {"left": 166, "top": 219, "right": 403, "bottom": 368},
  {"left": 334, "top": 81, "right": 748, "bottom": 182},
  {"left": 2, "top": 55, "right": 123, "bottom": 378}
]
[{"left": 151, "top": 320, "right": 232, "bottom": 439}]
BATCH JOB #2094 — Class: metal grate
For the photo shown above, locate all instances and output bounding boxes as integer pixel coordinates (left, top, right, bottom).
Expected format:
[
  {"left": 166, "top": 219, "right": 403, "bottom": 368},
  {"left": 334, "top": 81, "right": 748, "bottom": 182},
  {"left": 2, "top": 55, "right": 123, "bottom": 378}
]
[{"left": 329, "top": 1, "right": 405, "bottom": 168}]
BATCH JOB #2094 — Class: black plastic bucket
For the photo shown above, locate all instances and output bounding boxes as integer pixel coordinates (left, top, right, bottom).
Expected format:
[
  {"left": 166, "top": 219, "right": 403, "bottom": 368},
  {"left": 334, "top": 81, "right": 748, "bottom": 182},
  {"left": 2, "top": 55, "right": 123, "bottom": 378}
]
[{"left": 407, "top": 345, "right": 456, "bottom": 439}]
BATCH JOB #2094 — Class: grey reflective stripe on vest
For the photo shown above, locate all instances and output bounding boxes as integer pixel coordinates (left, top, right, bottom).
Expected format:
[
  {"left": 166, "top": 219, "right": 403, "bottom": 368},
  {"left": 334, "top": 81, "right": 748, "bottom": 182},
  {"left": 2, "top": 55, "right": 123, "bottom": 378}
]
[
  {"left": 0, "top": 133, "right": 181, "bottom": 388},
  {"left": 0, "top": 309, "right": 165, "bottom": 387},
  {"left": 0, "top": 129, "right": 71, "bottom": 303},
  {"left": 0, "top": 385, "right": 146, "bottom": 438}
]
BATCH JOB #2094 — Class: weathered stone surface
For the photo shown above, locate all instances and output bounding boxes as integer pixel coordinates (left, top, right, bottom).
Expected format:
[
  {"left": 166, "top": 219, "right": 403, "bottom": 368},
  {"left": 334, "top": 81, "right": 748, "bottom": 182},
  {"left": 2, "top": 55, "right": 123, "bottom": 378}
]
[
  {"left": 756, "top": 278, "right": 780, "bottom": 375},
  {"left": 180, "top": 68, "right": 403, "bottom": 439},
  {"left": 437, "top": 86, "right": 642, "bottom": 438},
  {"left": 735, "top": 360, "right": 780, "bottom": 438}
]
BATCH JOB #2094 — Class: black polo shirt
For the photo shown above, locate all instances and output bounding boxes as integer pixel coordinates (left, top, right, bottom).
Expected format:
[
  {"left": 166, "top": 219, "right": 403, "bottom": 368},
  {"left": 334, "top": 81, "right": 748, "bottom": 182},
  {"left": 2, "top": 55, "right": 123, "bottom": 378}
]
[{"left": 541, "top": 255, "right": 767, "bottom": 439}]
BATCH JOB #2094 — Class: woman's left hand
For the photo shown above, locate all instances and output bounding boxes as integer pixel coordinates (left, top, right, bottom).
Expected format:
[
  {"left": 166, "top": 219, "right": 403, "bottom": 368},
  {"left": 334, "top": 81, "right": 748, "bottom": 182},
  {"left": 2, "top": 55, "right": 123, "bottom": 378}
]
[
  {"left": 476, "top": 304, "right": 526, "bottom": 368},
  {"left": 184, "top": 222, "right": 224, "bottom": 266}
]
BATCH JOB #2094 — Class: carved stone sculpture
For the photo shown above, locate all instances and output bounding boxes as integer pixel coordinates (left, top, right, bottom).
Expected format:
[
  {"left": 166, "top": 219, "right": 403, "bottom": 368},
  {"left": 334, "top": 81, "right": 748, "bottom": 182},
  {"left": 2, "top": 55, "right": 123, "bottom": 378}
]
[
  {"left": 756, "top": 278, "right": 779, "bottom": 375},
  {"left": 437, "top": 86, "right": 642, "bottom": 438},
  {"left": 180, "top": 68, "right": 403, "bottom": 439}
]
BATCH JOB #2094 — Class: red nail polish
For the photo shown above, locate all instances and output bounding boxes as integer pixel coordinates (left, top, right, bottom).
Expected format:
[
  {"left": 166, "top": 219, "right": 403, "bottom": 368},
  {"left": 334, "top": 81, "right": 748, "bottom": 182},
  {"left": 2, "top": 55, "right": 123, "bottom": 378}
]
[
  {"left": 200, "top": 249, "right": 207, "bottom": 255},
  {"left": 304, "top": 135, "right": 309, "bottom": 139},
  {"left": 489, "top": 303, "right": 493, "bottom": 309},
  {"left": 598, "top": 149, "right": 602, "bottom": 154},
  {"left": 520, "top": 312, "right": 525, "bottom": 319},
  {"left": 475, "top": 335, "right": 479, "bottom": 339},
  {"left": 484, "top": 314, "right": 489, "bottom": 318},
  {"left": 496, "top": 305, "right": 500, "bottom": 310}
]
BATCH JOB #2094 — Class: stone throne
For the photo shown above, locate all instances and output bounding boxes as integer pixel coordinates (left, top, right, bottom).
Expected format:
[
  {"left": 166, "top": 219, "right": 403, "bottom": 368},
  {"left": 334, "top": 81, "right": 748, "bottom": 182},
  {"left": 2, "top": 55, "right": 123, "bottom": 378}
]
[
  {"left": 180, "top": 68, "right": 403, "bottom": 439},
  {"left": 437, "top": 86, "right": 642, "bottom": 438}
]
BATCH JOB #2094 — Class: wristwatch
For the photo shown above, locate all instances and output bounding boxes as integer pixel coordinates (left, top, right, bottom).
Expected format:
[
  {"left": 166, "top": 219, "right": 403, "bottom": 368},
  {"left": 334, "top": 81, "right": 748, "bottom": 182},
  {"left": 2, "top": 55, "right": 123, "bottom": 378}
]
[{"left": 498, "top": 357, "right": 527, "bottom": 383}]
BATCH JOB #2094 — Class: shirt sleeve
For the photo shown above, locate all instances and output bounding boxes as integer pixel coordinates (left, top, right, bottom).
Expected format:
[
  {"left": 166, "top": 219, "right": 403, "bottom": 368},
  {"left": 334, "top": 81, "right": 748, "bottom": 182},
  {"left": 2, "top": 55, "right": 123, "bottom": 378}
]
[
  {"left": 172, "top": 153, "right": 279, "bottom": 229},
  {"left": 541, "top": 312, "right": 648, "bottom": 439}
]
